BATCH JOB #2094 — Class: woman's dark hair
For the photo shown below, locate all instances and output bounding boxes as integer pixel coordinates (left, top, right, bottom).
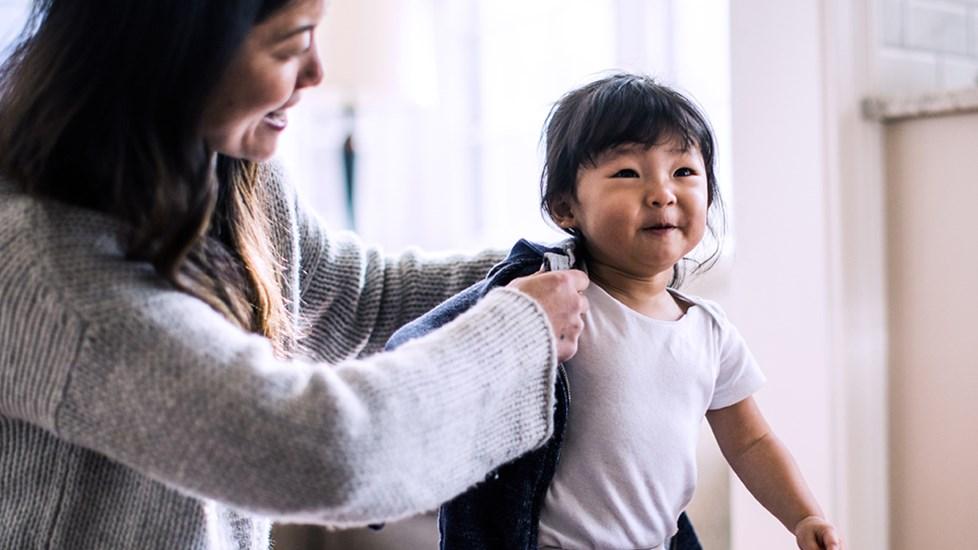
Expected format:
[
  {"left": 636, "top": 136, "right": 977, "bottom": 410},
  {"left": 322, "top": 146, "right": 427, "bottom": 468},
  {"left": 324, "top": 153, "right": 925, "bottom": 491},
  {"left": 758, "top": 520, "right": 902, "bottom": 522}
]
[
  {"left": 540, "top": 73, "right": 725, "bottom": 288},
  {"left": 0, "top": 0, "right": 294, "bottom": 351}
]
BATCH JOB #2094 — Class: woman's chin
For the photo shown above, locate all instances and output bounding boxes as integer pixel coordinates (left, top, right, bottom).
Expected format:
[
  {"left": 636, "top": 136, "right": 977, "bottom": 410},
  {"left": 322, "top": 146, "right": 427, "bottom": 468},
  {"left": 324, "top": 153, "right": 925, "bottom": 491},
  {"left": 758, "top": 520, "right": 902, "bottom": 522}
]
[
  {"left": 208, "top": 138, "right": 278, "bottom": 162},
  {"left": 244, "top": 149, "right": 277, "bottom": 162},
  {"left": 235, "top": 137, "right": 279, "bottom": 162}
]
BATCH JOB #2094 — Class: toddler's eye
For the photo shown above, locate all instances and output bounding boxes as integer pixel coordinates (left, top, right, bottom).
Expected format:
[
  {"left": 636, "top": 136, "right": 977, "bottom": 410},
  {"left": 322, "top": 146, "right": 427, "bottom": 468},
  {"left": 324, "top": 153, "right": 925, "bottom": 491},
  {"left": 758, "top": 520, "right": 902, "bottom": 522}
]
[
  {"left": 674, "top": 167, "right": 695, "bottom": 177},
  {"left": 612, "top": 168, "right": 639, "bottom": 178}
]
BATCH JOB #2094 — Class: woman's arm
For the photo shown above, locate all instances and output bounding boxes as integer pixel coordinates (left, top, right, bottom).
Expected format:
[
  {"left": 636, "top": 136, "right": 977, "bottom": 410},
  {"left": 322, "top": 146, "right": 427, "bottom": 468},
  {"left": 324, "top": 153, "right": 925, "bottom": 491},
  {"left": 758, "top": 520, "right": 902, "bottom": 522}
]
[
  {"left": 295, "top": 222, "right": 503, "bottom": 357},
  {"left": 261, "top": 163, "right": 505, "bottom": 358},
  {"left": 706, "top": 397, "right": 843, "bottom": 550},
  {"left": 4, "top": 272, "right": 557, "bottom": 527}
]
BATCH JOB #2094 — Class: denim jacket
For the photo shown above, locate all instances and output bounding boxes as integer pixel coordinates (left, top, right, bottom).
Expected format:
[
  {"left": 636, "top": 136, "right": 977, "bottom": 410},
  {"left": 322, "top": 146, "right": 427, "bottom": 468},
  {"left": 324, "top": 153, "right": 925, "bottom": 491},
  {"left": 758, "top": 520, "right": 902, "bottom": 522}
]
[{"left": 386, "top": 239, "right": 702, "bottom": 550}]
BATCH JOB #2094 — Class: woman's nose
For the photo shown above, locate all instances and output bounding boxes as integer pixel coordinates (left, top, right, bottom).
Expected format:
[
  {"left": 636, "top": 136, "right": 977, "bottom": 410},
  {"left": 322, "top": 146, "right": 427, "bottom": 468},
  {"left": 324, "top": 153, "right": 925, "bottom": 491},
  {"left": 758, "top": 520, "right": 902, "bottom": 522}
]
[{"left": 299, "top": 47, "right": 324, "bottom": 89}]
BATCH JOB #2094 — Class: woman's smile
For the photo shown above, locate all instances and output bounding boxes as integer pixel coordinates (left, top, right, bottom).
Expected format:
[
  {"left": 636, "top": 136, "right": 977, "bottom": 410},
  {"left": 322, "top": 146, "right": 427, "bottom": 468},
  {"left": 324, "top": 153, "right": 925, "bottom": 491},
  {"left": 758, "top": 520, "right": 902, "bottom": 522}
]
[{"left": 262, "top": 110, "right": 288, "bottom": 131}]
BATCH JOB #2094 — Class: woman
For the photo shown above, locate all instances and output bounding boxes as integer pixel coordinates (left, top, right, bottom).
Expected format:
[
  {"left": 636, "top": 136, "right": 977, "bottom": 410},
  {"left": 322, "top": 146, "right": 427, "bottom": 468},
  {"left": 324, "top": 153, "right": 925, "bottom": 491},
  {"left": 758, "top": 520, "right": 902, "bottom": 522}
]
[{"left": 0, "top": 1, "right": 588, "bottom": 548}]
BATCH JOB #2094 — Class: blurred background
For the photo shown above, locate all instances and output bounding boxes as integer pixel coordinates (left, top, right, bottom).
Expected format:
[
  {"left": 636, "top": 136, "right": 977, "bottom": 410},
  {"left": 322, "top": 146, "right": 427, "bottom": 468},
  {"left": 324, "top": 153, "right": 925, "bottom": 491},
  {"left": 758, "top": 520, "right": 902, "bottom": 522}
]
[{"left": 3, "top": 0, "right": 977, "bottom": 548}]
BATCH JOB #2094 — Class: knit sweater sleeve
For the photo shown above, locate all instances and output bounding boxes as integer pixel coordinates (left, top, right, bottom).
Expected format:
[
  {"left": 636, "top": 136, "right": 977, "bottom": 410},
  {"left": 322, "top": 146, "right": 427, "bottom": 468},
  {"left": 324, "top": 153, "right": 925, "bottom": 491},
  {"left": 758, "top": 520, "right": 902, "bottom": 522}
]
[
  {"left": 0, "top": 183, "right": 559, "bottom": 528},
  {"left": 21, "top": 275, "right": 557, "bottom": 527},
  {"left": 260, "top": 163, "right": 505, "bottom": 360}
]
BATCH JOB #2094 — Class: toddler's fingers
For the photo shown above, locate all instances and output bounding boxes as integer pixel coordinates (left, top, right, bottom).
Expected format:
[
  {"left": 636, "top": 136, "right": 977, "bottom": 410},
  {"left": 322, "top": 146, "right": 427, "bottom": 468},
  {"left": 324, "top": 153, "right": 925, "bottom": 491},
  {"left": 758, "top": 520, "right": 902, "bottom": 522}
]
[
  {"left": 797, "top": 531, "right": 819, "bottom": 550},
  {"left": 820, "top": 528, "right": 842, "bottom": 550}
]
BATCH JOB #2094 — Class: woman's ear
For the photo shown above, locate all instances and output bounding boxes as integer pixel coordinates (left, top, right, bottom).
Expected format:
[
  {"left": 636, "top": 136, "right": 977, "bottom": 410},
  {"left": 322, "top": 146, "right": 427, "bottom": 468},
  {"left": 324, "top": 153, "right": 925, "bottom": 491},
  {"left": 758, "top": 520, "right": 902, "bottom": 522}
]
[{"left": 550, "top": 196, "right": 578, "bottom": 229}]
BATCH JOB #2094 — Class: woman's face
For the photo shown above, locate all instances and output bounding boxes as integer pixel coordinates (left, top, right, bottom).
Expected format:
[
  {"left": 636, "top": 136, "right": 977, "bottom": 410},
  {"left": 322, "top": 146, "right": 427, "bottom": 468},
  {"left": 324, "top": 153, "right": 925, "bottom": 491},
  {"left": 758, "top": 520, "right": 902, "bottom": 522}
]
[{"left": 202, "top": 0, "right": 325, "bottom": 161}]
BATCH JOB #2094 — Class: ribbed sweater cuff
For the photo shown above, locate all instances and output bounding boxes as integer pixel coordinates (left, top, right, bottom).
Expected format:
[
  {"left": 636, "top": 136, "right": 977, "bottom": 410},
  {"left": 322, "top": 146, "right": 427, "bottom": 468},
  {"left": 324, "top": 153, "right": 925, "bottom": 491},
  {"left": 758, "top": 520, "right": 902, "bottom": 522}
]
[{"left": 465, "top": 287, "right": 558, "bottom": 453}]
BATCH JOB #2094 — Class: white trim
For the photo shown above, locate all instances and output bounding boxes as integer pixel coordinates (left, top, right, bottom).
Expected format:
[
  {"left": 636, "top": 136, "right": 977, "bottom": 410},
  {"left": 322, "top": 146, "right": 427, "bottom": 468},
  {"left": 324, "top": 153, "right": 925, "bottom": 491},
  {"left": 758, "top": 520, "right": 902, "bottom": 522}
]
[{"left": 820, "top": 0, "right": 890, "bottom": 548}]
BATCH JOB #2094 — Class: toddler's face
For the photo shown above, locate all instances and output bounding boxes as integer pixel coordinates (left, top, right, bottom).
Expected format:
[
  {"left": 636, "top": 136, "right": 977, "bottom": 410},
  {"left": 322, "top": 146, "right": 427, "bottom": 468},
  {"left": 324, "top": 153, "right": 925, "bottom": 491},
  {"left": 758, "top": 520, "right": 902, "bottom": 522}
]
[{"left": 559, "top": 137, "right": 709, "bottom": 280}]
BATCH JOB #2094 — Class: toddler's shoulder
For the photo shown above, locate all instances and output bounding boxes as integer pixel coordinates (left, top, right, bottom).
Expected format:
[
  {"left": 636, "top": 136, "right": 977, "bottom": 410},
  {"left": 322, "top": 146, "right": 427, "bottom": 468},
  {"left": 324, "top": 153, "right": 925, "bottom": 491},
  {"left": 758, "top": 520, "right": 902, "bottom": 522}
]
[{"left": 668, "top": 288, "right": 734, "bottom": 330}]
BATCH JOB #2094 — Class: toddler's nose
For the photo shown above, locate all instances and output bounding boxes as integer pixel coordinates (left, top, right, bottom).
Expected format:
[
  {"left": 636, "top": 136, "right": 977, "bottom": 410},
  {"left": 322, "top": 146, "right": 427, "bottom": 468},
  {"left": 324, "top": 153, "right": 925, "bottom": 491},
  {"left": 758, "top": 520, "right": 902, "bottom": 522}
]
[{"left": 646, "top": 181, "right": 677, "bottom": 207}]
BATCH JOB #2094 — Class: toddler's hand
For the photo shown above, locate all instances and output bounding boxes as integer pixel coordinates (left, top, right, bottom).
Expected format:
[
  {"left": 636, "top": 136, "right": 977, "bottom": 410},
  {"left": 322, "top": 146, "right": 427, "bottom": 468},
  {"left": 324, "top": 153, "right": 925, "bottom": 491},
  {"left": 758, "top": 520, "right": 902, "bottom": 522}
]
[
  {"left": 507, "top": 270, "right": 589, "bottom": 362},
  {"left": 794, "top": 515, "right": 843, "bottom": 550}
]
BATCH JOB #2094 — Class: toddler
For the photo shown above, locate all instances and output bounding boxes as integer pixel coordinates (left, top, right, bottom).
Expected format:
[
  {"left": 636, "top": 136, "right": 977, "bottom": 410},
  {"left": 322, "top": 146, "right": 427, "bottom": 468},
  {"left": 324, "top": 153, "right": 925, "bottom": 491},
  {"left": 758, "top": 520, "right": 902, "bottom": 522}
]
[
  {"left": 390, "top": 73, "right": 842, "bottom": 550},
  {"left": 534, "top": 74, "right": 841, "bottom": 550}
]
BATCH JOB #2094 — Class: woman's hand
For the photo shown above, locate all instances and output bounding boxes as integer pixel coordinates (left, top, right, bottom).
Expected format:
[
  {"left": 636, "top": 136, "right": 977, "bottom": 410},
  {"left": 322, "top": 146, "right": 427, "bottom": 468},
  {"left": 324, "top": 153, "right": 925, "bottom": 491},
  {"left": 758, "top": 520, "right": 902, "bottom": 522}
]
[
  {"left": 507, "top": 270, "right": 589, "bottom": 362},
  {"left": 794, "top": 515, "right": 843, "bottom": 550}
]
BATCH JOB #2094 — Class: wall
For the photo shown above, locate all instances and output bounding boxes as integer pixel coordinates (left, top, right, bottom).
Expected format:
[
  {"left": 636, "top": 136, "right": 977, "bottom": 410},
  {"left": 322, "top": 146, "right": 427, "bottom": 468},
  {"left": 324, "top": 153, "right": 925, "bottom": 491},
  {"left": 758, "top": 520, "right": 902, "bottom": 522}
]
[
  {"left": 727, "top": 1, "right": 838, "bottom": 548},
  {"left": 876, "top": 1, "right": 978, "bottom": 548},
  {"left": 880, "top": 0, "right": 978, "bottom": 93},
  {"left": 885, "top": 111, "right": 978, "bottom": 549}
]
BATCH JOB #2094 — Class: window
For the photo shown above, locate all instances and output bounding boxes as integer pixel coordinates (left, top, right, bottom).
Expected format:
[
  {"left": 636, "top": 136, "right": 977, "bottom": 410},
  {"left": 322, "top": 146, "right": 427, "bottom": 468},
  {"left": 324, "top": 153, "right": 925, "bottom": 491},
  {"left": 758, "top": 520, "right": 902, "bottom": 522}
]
[
  {"left": 0, "top": 0, "right": 30, "bottom": 59},
  {"left": 284, "top": 0, "right": 733, "bottom": 256}
]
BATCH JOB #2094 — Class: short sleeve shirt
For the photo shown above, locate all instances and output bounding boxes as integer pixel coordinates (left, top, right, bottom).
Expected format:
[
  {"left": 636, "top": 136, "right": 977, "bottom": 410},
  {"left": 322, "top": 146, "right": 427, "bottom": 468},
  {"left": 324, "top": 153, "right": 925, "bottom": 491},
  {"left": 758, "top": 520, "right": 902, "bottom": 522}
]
[{"left": 537, "top": 284, "right": 765, "bottom": 549}]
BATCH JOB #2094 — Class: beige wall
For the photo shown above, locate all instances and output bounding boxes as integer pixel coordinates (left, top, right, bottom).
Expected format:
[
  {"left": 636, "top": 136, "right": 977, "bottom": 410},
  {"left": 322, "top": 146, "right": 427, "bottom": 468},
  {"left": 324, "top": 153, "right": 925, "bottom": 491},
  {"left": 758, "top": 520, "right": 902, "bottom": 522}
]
[{"left": 885, "top": 111, "right": 978, "bottom": 549}]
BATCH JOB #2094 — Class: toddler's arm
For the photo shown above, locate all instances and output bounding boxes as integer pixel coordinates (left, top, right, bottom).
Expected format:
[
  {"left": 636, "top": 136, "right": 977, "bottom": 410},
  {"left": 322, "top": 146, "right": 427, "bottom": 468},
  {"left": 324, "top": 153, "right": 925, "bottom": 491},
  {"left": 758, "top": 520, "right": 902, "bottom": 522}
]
[{"left": 706, "top": 397, "right": 843, "bottom": 550}]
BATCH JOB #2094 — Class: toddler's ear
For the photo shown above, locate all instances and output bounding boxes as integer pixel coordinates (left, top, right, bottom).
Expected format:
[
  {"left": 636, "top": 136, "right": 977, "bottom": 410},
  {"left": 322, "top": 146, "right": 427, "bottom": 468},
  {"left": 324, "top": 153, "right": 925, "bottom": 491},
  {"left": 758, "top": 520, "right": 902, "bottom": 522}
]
[{"left": 550, "top": 197, "right": 577, "bottom": 229}]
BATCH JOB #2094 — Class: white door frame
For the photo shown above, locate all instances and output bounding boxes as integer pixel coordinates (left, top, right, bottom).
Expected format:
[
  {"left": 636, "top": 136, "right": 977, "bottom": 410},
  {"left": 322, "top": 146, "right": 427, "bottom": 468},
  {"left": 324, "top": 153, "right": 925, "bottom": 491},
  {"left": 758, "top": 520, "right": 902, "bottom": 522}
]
[{"left": 728, "top": 0, "right": 888, "bottom": 548}]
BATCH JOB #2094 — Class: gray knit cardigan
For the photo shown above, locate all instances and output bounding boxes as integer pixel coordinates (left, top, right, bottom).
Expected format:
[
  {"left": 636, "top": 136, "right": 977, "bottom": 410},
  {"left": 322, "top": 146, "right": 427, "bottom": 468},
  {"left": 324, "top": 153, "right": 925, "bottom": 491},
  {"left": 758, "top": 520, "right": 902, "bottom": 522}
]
[{"left": 0, "top": 164, "right": 558, "bottom": 549}]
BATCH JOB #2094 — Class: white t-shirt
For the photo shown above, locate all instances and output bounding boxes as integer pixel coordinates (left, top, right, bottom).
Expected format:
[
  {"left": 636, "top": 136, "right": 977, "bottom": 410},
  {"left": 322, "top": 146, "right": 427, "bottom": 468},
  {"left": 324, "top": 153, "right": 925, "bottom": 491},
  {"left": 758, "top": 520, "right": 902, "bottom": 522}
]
[{"left": 537, "top": 284, "right": 765, "bottom": 549}]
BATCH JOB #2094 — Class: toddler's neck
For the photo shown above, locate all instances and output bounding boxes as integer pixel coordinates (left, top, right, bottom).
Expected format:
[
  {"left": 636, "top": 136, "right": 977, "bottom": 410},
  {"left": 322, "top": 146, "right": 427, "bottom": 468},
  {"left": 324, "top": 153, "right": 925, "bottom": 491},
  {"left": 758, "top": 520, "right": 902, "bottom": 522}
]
[{"left": 586, "top": 261, "right": 687, "bottom": 321}]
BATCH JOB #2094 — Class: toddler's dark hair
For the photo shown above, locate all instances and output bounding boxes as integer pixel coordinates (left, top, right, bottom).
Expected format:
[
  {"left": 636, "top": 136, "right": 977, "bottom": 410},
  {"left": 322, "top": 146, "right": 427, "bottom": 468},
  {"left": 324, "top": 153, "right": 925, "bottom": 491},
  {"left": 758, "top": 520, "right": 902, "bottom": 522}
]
[{"left": 540, "top": 73, "right": 725, "bottom": 287}]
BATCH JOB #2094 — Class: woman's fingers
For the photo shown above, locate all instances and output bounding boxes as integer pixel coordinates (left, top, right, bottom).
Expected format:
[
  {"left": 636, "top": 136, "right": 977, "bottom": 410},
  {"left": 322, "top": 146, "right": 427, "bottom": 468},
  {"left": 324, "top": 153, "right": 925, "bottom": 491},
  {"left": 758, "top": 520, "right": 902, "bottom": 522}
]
[{"left": 507, "top": 270, "right": 589, "bottom": 362}]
